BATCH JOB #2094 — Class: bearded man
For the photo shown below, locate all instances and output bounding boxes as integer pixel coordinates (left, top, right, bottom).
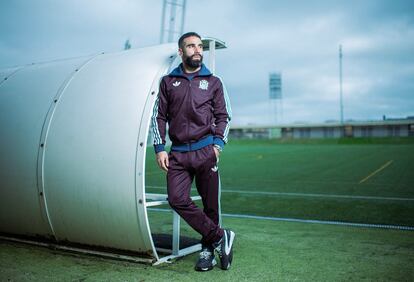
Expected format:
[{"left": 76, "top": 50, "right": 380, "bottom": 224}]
[{"left": 152, "top": 32, "right": 234, "bottom": 271}]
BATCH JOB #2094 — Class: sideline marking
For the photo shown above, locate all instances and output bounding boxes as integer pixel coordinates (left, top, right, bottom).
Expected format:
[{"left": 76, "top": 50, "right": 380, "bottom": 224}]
[
  {"left": 359, "top": 160, "right": 393, "bottom": 184},
  {"left": 146, "top": 185, "right": 414, "bottom": 202},
  {"left": 148, "top": 208, "right": 414, "bottom": 231}
]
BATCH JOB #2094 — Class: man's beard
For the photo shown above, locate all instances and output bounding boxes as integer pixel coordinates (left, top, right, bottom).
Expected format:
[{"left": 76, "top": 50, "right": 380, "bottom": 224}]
[{"left": 184, "top": 54, "right": 203, "bottom": 68}]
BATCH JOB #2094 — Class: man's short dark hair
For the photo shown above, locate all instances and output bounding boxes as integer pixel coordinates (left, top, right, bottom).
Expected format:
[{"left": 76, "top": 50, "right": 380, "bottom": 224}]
[{"left": 178, "top": 32, "right": 202, "bottom": 49}]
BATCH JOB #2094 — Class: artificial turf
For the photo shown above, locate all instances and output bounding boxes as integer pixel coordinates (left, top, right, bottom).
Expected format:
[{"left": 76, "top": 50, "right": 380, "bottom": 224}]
[
  {"left": 145, "top": 138, "right": 414, "bottom": 227},
  {"left": 1, "top": 216, "right": 413, "bottom": 281},
  {"left": 1, "top": 138, "right": 413, "bottom": 281}
]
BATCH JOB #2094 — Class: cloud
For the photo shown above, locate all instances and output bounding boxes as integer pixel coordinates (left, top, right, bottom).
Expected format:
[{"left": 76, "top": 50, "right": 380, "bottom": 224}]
[
  {"left": 0, "top": 0, "right": 162, "bottom": 66},
  {"left": 0, "top": 0, "right": 413, "bottom": 124}
]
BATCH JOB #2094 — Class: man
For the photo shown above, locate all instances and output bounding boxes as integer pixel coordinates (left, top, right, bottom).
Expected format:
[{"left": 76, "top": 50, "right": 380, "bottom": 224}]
[{"left": 152, "top": 32, "right": 234, "bottom": 271}]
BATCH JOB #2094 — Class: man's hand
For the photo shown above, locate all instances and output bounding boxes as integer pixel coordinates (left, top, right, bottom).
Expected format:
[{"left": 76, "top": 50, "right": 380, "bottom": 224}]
[{"left": 156, "top": 151, "right": 169, "bottom": 172}]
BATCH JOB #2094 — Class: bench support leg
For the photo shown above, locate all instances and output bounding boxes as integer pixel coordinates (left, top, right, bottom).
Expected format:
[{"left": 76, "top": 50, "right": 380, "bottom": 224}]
[{"left": 172, "top": 210, "right": 180, "bottom": 256}]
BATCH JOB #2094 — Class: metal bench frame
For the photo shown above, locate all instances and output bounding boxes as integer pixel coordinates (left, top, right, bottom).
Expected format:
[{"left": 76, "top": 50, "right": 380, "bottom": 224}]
[{"left": 145, "top": 193, "right": 202, "bottom": 264}]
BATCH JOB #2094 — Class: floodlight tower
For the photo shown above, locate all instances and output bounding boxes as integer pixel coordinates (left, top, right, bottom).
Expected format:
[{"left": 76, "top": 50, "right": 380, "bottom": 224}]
[
  {"left": 269, "top": 72, "right": 283, "bottom": 125},
  {"left": 160, "top": 0, "right": 187, "bottom": 43}
]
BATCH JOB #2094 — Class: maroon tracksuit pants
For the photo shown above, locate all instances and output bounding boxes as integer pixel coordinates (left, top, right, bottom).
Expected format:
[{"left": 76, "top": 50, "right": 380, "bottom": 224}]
[{"left": 167, "top": 144, "right": 224, "bottom": 245}]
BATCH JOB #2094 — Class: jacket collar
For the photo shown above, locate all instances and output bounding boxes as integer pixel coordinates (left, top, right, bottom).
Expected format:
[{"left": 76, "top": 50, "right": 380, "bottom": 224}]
[{"left": 169, "top": 63, "right": 212, "bottom": 78}]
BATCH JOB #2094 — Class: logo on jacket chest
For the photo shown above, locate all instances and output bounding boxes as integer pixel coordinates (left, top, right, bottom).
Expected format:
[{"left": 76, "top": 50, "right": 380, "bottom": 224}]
[
  {"left": 172, "top": 81, "right": 181, "bottom": 87},
  {"left": 199, "top": 79, "right": 209, "bottom": 90}
]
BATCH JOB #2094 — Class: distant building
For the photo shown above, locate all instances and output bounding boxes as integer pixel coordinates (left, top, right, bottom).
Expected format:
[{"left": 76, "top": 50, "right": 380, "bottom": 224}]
[{"left": 229, "top": 119, "right": 414, "bottom": 139}]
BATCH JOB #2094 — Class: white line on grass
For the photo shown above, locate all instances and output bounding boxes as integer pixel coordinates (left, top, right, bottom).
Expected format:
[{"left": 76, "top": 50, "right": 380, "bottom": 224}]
[
  {"left": 146, "top": 185, "right": 414, "bottom": 201},
  {"left": 359, "top": 160, "right": 393, "bottom": 184},
  {"left": 147, "top": 208, "right": 414, "bottom": 231}
]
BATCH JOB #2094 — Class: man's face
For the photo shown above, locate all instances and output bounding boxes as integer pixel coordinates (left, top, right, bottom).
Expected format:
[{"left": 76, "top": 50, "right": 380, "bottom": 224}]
[{"left": 179, "top": 36, "right": 203, "bottom": 68}]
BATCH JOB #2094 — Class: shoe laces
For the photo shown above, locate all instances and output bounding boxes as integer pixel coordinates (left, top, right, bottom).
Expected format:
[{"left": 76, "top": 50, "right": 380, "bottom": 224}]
[
  {"left": 199, "top": 249, "right": 213, "bottom": 260},
  {"left": 213, "top": 239, "right": 223, "bottom": 256},
  {"left": 215, "top": 247, "right": 223, "bottom": 257}
]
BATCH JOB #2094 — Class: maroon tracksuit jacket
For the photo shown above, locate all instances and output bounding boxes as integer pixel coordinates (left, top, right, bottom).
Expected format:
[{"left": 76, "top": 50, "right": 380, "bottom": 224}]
[
  {"left": 152, "top": 63, "right": 231, "bottom": 153},
  {"left": 152, "top": 63, "right": 232, "bottom": 245}
]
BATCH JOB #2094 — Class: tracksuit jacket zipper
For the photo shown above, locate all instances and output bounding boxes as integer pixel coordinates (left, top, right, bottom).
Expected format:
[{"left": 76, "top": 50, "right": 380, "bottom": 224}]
[{"left": 187, "top": 80, "right": 191, "bottom": 143}]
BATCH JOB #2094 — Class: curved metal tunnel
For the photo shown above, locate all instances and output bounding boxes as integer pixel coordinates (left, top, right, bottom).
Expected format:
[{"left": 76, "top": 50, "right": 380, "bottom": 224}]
[{"left": 0, "top": 43, "right": 182, "bottom": 263}]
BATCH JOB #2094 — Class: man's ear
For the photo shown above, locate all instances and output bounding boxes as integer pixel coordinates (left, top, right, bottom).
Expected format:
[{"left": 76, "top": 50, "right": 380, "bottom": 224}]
[{"left": 178, "top": 48, "right": 183, "bottom": 56}]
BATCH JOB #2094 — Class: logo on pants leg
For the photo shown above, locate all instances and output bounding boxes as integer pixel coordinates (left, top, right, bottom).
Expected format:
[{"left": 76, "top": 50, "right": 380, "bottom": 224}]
[{"left": 211, "top": 165, "right": 218, "bottom": 172}]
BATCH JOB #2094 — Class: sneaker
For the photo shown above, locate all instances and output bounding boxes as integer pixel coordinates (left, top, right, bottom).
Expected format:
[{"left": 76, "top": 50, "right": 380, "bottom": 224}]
[
  {"left": 195, "top": 246, "right": 217, "bottom": 271},
  {"left": 213, "top": 229, "right": 235, "bottom": 270}
]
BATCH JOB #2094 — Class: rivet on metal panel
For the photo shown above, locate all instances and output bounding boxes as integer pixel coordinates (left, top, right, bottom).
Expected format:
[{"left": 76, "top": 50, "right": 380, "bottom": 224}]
[
  {"left": 4, "top": 77, "right": 7, "bottom": 80},
  {"left": 151, "top": 91, "right": 155, "bottom": 95},
  {"left": 39, "top": 192, "right": 43, "bottom": 196},
  {"left": 75, "top": 69, "right": 79, "bottom": 72},
  {"left": 170, "top": 55, "right": 174, "bottom": 58},
  {"left": 140, "top": 142, "right": 144, "bottom": 147},
  {"left": 138, "top": 199, "right": 143, "bottom": 204},
  {"left": 138, "top": 172, "right": 142, "bottom": 176},
  {"left": 40, "top": 143, "right": 44, "bottom": 148},
  {"left": 54, "top": 99, "right": 58, "bottom": 103}
]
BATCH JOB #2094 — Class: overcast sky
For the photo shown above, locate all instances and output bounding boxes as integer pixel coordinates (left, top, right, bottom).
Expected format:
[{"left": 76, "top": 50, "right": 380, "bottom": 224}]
[{"left": 1, "top": 0, "right": 413, "bottom": 125}]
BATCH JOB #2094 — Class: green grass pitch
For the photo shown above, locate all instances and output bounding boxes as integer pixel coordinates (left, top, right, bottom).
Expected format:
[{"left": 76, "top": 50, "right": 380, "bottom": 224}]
[
  {"left": 146, "top": 138, "right": 414, "bottom": 227},
  {"left": 1, "top": 138, "right": 413, "bottom": 281}
]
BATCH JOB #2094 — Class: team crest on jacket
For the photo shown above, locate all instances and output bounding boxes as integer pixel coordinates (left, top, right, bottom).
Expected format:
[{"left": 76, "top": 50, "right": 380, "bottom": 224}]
[
  {"left": 199, "top": 79, "right": 209, "bottom": 90},
  {"left": 173, "top": 81, "right": 181, "bottom": 87}
]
